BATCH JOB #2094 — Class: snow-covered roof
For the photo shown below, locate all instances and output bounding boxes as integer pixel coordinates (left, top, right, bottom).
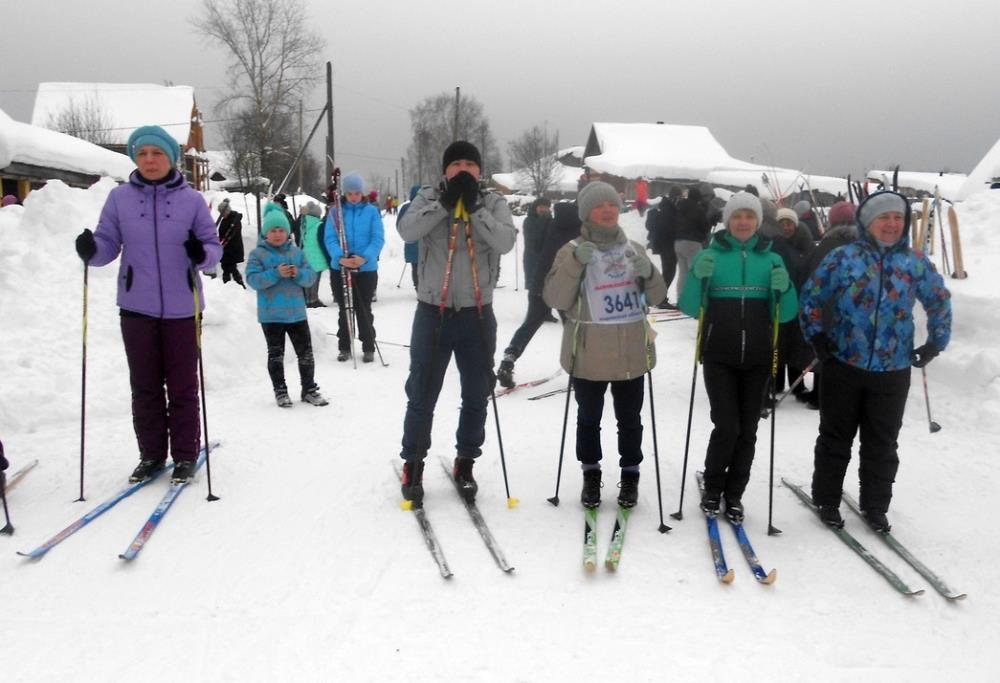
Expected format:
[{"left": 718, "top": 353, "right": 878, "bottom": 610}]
[
  {"left": 492, "top": 159, "right": 582, "bottom": 194},
  {"left": 31, "top": 82, "right": 195, "bottom": 146},
  {"left": 866, "top": 169, "right": 967, "bottom": 199},
  {"left": 0, "top": 107, "right": 135, "bottom": 181},
  {"left": 957, "top": 135, "right": 1000, "bottom": 199},
  {"left": 581, "top": 122, "right": 846, "bottom": 197}
]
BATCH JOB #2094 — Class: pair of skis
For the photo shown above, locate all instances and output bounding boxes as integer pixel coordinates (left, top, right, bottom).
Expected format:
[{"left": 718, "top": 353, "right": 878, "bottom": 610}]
[
  {"left": 783, "top": 479, "right": 965, "bottom": 600},
  {"left": 647, "top": 307, "right": 692, "bottom": 323},
  {"left": 18, "top": 442, "right": 219, "bottom": 562},
  {"left": 583, "top": 504, "right": 633, "bottom": 572},
  {"left": 695, "top": 472, "right": 777, "bottom": 584},
  {"left": 393, "top": 458, "right": 514, "bottom": 579},
  {"left": 492, "top": 369, "right": 562, "bottom": 399},
  {"left": 3, "top": 459, "right": 39, "bottom": 494}
]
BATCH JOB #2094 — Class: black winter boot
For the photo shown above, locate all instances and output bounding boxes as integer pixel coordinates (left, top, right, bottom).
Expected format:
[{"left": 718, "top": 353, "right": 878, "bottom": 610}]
[
  {"left": 453, "top": 456, "right": 478, "bottom": 502},
  {"left": 724, "top": 499, "right": 745, "bottom": 524},
  {"left": 581, "top": 469, "right": 602, "bottom": 508},
  {"left": 617, "top": 471, "right": 639, "bottom": 508},
  {"left": 700, "top": 490, "right": 721, "bottom": 516},
  {"left": 171, "top": 459, "right": 197, "bottom": 484},
  {"left": 401, "top": 459, "right": 425, "bottom": 506}
]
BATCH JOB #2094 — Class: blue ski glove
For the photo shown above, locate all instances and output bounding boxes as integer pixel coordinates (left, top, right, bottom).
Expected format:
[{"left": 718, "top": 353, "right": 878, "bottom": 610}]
[
  {"left": 771, "top": 266, "right": 790, "bottom": 292},
  {"left": 574, "top": 241, "right": 597, "bottom": 265},
  {"left": 693, "top": 252, "right": 716, "bottom": 280},
  {"left": 912, "top": 341, "right": 940, "bottom": 368}
]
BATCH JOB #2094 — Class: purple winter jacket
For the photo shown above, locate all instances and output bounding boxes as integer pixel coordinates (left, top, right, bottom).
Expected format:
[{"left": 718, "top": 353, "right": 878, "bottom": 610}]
[{"left": 91, "top": 170, "right": 222, "bottom": 319}]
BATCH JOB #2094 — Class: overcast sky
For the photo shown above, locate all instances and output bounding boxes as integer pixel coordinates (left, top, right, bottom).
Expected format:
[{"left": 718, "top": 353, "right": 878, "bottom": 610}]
[{"left": 4, "top": 0, "right": 999, "bottom": 188}]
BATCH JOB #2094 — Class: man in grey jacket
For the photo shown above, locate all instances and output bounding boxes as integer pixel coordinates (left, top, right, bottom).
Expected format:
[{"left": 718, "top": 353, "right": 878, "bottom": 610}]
[{"left": 396, "top": 141, "right": 516, "bottom": 505}]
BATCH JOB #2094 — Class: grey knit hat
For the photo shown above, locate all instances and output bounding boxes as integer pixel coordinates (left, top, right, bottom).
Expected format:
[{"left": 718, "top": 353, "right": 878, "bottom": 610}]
[
  {"left": 577, "top": 181, "right": 622, "bottom": 221},
  {"left": 857, "top": 191, "right": 908, "bottom": 230},
  {"left": 722, "top": 191, "right": 763, "bottom": 228},
  {"left": 794, "top": 200, "right": 811, "bottom": 217}
]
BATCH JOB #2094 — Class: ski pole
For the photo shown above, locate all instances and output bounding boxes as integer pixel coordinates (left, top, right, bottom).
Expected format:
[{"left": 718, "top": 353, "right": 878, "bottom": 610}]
[
  {"left": 395, "top": 261, "right": 408, "bottom": 288},
  {"left": 190, "top": 259, "right": 220, "bottom": 502},
  {"left": 921, "top": 366, "right": 942, "bottom": 433},
  {"left": 763, "top": 358, "right": 820, "bottom": 418},
  {"left": 1, "top": 473, "right": 12, "bottom": 535},
  {"left": 351, "top": 277, "right": 389, "bottom": 367},
  {"left": 78, "top": 263, "right": 89, "bottom": 502},
  {"left": 647, "top": 371, "right": 670, "bottom": 533},
  {"left": 767, "top": 296, "right": 782, "bottom": 536},
  {"left": 671, "top": 286, "right": 708, "bottom": 521},
  {"left": 548, "top": 281, "right": 585, "bottom": 507}
]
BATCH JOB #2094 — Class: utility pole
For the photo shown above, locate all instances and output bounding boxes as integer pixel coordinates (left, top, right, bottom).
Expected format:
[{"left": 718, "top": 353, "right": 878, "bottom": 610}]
[
  {"left": 297, "top": 100, "right": 304, "bottom": 192},
  {"left": 401, "top": 156, "right": 406, "bottom": 190},
  {"left": 395, "top": 169, "right": 399, "bottom": 199},
  {"left": 326, "top": 61, "right": 334, "bottom": 182},
  {"left": 453, "top": 86, "right": 460, "bottom": 142}
]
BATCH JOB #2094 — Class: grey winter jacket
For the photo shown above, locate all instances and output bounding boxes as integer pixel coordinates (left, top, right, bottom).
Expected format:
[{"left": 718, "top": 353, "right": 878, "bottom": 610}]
[{"left": 398, "top": 187, "right": 516, "bottom": 309}]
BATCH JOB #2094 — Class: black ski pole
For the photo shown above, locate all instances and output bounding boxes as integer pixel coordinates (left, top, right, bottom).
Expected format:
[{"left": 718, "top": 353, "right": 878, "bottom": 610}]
[
  {"left": 1, "top": 442, "right": 13, "bottom": 533},
  {"left": 548, "top": 283, "right": 585, "bottom": 507},
  {"left": 77, "top": 263, "right": 89, "bottom": 502},
  {"left": 190, "top": 260, "right": 219, "bottom": 502},
  {"left": 395, "top": 261, "right": 408, "bottom": 288},
  {"left": 767, "top": 297, "right": 782, "bottom": 536},
  {"left": 671, "top": 287, "right": 708, "bottom": 521},
  {"left": 921, "top": 366, "right": 942, "bottom": 433},
  {"left": 647, "top": 371, "right": 670, "bottom": 532}
]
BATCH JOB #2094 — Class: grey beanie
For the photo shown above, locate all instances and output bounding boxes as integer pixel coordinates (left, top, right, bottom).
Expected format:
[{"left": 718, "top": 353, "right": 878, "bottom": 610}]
[
  {"left": 794, "top": 200, "right": 811, "bottom": 217},
  {"left": 722, "top": 191, "right": 763, "bottom": 228},
  {"left": 857, "top": 191, "right": 908, "bottom": 230},
  {"left": 577, "top": 181, "right": 622, "bottom": 221},
  {"left": 304, "top": 201, "right": 322, "bottom": 218}
]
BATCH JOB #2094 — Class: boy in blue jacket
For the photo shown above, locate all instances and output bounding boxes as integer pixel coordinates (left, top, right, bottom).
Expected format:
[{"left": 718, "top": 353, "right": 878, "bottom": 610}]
[{"left": 247, "top": 203, "right": 329, "bottom": 408}]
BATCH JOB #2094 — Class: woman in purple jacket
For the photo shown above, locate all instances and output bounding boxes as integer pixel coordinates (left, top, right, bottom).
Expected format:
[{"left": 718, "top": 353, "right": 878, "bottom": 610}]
[{"left": 75, "top": 125, "right": 221, "bottom": 484}]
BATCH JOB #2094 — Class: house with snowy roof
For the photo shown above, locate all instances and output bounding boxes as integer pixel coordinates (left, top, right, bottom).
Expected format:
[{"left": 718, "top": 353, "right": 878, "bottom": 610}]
[
  {"left": 580, "top": 122, "right": 846, "bottom": 203},
  {"left": 0, "top": 107, "right": 134, "bottom": 201},
  {"left": 31, "top": 82, "right": 209, "bottom": 189}
]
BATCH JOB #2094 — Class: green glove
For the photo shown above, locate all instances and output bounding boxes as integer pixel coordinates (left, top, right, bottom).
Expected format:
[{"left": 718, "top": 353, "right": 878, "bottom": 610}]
[
  {"left": 631, "top": 251, "right": 653, "bottom": 278},
  {"left": 693, "top": 252, "right": 716, "bottom": 280},
  {"left": 574, "top": 241, "right": 597, "bottom": 265},
  {"left": 771, "top": 266, "right": 790, "bottom": 292}
]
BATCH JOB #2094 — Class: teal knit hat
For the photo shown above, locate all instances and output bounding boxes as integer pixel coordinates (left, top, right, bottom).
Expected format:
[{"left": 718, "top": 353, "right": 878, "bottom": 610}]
[
  {"left": 126, "top": 125, "right": 180, "bottom": 166},
  {"left": 261, "top": 202, "right": 290, "bottom": 236}
]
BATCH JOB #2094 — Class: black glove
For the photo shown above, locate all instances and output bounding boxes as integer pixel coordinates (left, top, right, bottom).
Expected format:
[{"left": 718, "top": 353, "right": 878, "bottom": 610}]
[
  {"left": 912, "top": 341, "right": 940, "bottom": 368},
  {"left": 75, "top": 229, "right": 96, "bottom": 264},
  {"left": 184, "top": 231, "right": 206, "bottom": 265},
  {"left": 810, "top": 333, "right": 836, "bottom": 363},
  {"left": 440, "top": 171, "right": 479, "bottom": 212}
]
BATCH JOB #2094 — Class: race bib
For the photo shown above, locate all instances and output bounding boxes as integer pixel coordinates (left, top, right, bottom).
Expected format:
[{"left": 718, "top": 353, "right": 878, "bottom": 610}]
[{"left": 583, "top": 242, "right": 644, "bottom": 325}]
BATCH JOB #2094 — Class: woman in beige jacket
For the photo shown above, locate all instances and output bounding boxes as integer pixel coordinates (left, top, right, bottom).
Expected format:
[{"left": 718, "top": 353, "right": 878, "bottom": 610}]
[{"left": 543, "top": 182, "right": 667, "bottom": 509}]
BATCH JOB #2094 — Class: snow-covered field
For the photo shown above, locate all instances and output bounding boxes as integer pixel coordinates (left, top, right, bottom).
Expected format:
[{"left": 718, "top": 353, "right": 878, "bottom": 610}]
[{"left": 1, "top": 182, "right": 998, "bottom": 682}]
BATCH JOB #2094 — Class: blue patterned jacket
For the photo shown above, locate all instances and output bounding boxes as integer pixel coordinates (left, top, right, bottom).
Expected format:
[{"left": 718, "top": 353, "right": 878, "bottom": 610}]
[
  {"left": 799, "top": 193, "right": 951, "bottom": 372},
  {"left": 246, "top": 239, "right": 317, "bottom": 324}
]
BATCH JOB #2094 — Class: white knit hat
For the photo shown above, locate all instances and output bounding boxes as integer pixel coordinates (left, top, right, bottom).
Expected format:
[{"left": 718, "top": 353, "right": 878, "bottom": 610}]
[{"left": 722, "top": 191, "right": 763, "bottom": 228}]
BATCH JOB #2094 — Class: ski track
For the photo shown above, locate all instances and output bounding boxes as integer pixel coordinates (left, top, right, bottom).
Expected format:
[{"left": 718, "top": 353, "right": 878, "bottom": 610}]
[{"left": 2, "top": 190, "right": 999, "bottom": 681}]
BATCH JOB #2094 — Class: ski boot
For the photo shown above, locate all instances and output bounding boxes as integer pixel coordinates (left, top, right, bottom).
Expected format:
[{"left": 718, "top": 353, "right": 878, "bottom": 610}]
[
  {"left": 581, "top": 468, "right": 602, "bottom": 508},
  {"left": 818, "top": 505, "right": 845, "bottom": 529},
  {"left": 617, "top": 470, "right": 639, "bottom": 508},
  {"left": 724, "top": 499, "right": 745, "bottom": 524},
  {"left": 453, "top": 456, "right": 478, "bottom": 502},
  {"left": 862, "top": 509, "right": 891, "bottom": 533},
  {"left": 700, "top": 490, "right": 721, "bottom": 516},
  {"left": 400, "top": 459, "right": 425, "bottom": 507},
  {"left": 171, "top": 459, "right": 197, "bottom": 485},
  {"left": 362, "top": 351, "right": 375, "bottom": 363},
  {"left": 129, "top": 458, "right": 166, "bottom": 483},
  {"left": 275, "top": 388, "right": 293, "bottom": 408},
  {"left": 337, "top": 350, "right": 351, "bottom": 362}
]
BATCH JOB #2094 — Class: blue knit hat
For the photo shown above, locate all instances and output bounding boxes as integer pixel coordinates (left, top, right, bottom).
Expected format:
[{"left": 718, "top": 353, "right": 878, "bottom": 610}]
[
  {"left": 261, "top": 202, "right": 290, "bottom": 236},
  {"left": 126, "top": 125, "right": 180, "bottom": 166},
  {"left": 342, "top": 172, "right": 365, "bottom": 193}
]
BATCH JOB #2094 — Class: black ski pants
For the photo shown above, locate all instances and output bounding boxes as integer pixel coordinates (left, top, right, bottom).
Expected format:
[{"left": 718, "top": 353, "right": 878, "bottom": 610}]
[
  {"left": 330, "top": 269, "right": 377, "bottom": 353},
  {"left": 504, "top": 293, "right": 553, "bottom": 359},
  {"left": 261, "top": 320, "right": 316, "bottom": 395},
  {"left": 811, "top": 359, "right": 909, "bottom": 513},
  {"left": 574, "top": 375, "right": 645, "bottom": 469},
  {"left": 701, "top": 361, "right": 770, "bottom": 502}
]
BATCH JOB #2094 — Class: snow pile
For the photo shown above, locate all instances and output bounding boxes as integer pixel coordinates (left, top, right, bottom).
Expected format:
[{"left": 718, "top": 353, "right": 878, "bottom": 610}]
[{"left": 1, "top": 181, "right": 998, "bottom": 680}]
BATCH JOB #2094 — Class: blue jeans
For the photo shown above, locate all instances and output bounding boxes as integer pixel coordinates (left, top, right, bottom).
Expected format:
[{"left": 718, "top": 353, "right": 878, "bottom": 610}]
[{"left": 400, "top": 302, "right": 497, "bottom": 461}]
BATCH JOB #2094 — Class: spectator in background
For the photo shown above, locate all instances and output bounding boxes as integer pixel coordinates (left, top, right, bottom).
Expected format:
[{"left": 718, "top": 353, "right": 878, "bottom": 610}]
[
  {"left": 673, "top": 187, "right": 710, "bottom": 301},
  {"left": 645, "top": 186, "right": 681, "bottom": 308},
  {"left": 299, "top": 201, "right": 329, "bottom": 307},
  {"left": 216, "top": 198, "right": 246, "bottom": 288}
]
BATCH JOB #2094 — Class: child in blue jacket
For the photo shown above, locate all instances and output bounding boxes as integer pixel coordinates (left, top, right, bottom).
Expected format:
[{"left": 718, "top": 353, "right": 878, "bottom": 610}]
[{"left": 247, "top": 203, "right": 328, "bottom": 408}]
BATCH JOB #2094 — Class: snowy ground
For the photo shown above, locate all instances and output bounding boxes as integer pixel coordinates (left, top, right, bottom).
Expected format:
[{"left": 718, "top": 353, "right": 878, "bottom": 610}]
[{"left": 1, "top": 183, "right": 999, "bottom": 682}]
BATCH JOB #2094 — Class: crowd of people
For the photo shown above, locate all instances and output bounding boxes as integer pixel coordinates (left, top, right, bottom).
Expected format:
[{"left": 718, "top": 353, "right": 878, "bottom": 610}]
[{"left": 0, "top": 124, "right": 952, "bottom": 543}]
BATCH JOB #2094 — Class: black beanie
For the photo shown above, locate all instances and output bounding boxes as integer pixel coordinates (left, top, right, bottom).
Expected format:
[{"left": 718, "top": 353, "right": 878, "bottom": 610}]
[{"left": 442, "top": 140, "right": 482, "bottom": 172}]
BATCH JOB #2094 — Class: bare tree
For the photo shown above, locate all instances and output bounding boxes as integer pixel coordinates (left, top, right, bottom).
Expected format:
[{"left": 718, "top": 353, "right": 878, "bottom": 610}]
[
  {"left": 191, "top": 0, "right": 325, "bottom": 188},
  {"left": 508, "top": 125, "right": 561, "bottom": 196},
  {"left": 404, "top": 91, "right": 500, "bottom": 187},
  {"left": 46, "top": 94, "right": 115, "bottom": 146}
]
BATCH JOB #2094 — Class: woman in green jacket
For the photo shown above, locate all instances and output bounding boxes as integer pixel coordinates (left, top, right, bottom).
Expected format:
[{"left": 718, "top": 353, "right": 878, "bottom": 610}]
[{"left": 679, "top": 191, "right": 797, "bottom": 523}]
